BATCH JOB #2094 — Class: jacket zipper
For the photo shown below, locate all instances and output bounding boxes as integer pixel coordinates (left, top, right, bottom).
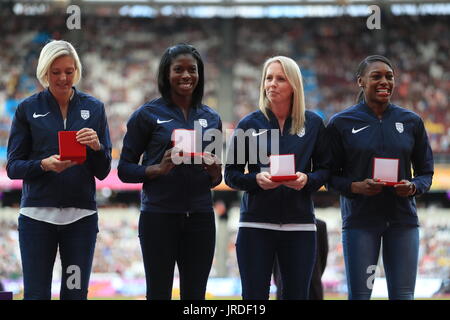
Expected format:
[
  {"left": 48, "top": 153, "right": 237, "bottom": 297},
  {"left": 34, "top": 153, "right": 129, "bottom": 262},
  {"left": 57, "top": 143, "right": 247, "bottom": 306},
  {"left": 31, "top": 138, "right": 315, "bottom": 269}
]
[
  {"left": 379, "top": 118, "right": 392, "bottom": 227},
  {"left": 379, "top": 119, "right": 384, "bottom": 153},
  {"left": 176, "top": 105, "right": 195, "bottom": 214}
]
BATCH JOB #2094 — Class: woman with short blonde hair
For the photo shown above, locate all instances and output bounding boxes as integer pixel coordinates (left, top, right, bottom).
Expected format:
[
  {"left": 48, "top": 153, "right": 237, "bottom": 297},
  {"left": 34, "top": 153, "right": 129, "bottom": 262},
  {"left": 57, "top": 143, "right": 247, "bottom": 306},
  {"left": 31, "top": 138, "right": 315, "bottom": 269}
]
[
  {"left": 36, "top": 40, "right": 82, "bottom": 88},
  {"left": 7, "top": 40, "right": 111, "bottom": 300}
]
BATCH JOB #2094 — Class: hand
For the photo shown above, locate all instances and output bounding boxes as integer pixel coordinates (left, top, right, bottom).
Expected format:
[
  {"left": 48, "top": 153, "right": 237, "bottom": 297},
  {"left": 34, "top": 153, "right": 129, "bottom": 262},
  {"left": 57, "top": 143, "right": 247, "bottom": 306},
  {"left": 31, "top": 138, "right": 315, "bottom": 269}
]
[
  {"left": 214, "top": 200, "right": 227, "bottom": 217},
  {"left": 282, "top": 172, "right": 308, "bottom": 191},
  {"left": 351, "top": 178, "right": 385, "bottom": 196},
  {"left": 41, "top": 155, "right": 76, "bottom": 173},
  {"left": 202, "top": 152, "right": 222, "bottom": 184},
  {"left": 76, "top": 128, "right": 101, "bottom": 151},
  {"left": 256, "top": 172, "right": 281, "bottom": 190},
  {"left": 145, "top": 148, "right": 178, "bottom": 179},
  {"left": 160, "top": 148, "right": 179, "bottom": 175},
  {"left": 394, "top": 180, "right": 416, "bottom": 197}
]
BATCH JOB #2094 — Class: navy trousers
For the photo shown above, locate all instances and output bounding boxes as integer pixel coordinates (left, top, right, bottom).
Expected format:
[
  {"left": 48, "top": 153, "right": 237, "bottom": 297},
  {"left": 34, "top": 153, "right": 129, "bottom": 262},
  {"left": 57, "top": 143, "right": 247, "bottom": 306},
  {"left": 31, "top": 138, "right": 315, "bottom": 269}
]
[
  {"left": 236, "top": 227, "right": 316, "bottom": 300},
  {"left": 138, "top": 211, "right": 216, "bottom": 300},
  {"left": 18, "top": 213, "right": 98, "bottom": 300}
]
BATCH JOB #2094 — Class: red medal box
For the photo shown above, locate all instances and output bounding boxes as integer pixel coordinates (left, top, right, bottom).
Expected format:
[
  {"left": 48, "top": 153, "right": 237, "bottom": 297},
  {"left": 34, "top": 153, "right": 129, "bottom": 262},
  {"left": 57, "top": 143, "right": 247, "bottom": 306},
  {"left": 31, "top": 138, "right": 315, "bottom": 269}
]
[
  {"left": 58, "top": 131, "right": 86, "bottom": 164},
  {"left": 373, "top": 157, "right": 401, "bottom": 186},
  {"left": 269, "top": 154, "right": 297, "bottom": 182},
  {"left": 179, "top": 152, "right": 205, "bottom": 157},
  {"left": 270, "top": 175, "right": 298, "bottom": 182}
]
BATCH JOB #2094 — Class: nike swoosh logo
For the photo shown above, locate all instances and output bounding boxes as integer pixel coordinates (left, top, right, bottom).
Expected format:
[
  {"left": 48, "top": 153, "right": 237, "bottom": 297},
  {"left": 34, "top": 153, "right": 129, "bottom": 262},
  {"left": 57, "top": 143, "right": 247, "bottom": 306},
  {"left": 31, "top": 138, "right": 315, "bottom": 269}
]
[
  {"left": 33, "top": 112, "right": 50, "bottom": 118},
  {"left": 157, "top": 119, "right": 173, "bottom": 124},
  {"left": 352, "top": 125, "right": 370, "bottom": 134},
  {"left": 252, "top": 130, "right": 268, "bottom": 137}
]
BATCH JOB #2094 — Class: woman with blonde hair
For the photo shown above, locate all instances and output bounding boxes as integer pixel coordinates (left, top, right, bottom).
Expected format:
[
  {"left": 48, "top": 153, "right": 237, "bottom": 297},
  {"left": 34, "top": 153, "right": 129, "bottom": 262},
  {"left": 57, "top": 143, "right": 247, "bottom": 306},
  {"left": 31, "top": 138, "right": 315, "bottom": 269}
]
[
  {"left": 7, "top": 40, "right": 111, "bottom": 299},
  {"left": 225, "top": 56, "right": 330, "bottom": 299}
]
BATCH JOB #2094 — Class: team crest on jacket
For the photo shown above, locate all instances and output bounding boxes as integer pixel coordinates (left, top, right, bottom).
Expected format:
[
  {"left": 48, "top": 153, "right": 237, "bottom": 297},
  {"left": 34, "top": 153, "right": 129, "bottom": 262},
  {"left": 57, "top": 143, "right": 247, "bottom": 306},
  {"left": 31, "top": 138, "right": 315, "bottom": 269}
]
[
  {"left": 198, "top": 119, "right": 208, "bottom": 128},
  {"left": 395, "top": 122, "right": 404, "bottom": 133},
  {"left": 81, "top": 110, "right": 90, "bottom": 120},
  {"left": 297, "top": 127, "right": 305, "bottom": 138}
]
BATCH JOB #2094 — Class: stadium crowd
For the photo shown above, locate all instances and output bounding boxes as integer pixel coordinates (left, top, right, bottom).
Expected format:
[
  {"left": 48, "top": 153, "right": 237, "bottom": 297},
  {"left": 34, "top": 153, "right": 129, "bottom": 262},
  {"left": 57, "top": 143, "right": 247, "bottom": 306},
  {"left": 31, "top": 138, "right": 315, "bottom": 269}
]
[
  {"left": 0, "top": 14, "right": 449, "bottom": 162},
  {"left": 1, "top": 207, "right": 449, "bottom": 294}
]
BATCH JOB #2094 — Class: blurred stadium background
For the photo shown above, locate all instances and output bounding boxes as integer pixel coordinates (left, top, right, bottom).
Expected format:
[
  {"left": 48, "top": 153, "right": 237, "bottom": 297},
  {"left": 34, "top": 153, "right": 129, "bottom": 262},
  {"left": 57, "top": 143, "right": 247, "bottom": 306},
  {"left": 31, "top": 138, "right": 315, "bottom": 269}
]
[{"left": 0, "top": 0, "right": 449, "bottom": 299}]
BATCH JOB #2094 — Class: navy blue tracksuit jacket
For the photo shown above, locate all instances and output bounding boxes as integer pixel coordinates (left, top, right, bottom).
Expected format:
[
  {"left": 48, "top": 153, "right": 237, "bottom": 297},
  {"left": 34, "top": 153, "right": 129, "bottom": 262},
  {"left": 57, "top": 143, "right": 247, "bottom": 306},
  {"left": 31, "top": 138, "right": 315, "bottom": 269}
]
[
  {"left": 7, "top": 88, "right": 112, "bottom": 210},
  {"left": 117, "top": 98, "right": 222, "bottom": 213},
  {"left": 327, "top": 102, "right": 434, "bottom": 229},
  {"left": 224, "top": 109, "right": 330, "bottom": 224}
]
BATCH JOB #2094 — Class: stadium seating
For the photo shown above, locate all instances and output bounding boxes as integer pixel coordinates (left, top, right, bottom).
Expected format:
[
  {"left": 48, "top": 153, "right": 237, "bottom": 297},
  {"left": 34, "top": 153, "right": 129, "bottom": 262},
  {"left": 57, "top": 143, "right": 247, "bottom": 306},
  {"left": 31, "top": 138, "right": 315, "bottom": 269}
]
[{"left": 0, "top": 14, "right": 449, "bottom": 163}]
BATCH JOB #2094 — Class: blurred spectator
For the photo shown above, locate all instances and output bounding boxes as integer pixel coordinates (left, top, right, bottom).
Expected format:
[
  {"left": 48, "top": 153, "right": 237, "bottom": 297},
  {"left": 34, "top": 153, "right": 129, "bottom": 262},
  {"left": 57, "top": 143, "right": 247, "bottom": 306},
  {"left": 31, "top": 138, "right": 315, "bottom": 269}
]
[{"left": 0, "top": 208, "right": 448, "bottom": 289}]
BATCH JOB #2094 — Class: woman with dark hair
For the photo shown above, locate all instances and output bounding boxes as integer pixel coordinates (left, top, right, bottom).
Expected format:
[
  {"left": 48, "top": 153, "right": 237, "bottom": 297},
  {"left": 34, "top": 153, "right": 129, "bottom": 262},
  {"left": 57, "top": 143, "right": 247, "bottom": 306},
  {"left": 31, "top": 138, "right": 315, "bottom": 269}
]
[
  {"left": 327, "top": 55, "right": 434, "bottom": 299},
  {"left": 118, "top": 44, "right": 222, "bottom": 300}
]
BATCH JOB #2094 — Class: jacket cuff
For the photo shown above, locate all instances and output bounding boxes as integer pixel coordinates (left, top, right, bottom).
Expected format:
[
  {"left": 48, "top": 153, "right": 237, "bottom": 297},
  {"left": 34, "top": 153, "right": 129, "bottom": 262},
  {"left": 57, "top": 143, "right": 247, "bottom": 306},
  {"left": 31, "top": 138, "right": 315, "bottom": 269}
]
[
  {"left": 246, "top": 172, "right": 262, "bottom": 192},
  {"left": 411, "top": 182, "right": 418, "bottom": 196}
]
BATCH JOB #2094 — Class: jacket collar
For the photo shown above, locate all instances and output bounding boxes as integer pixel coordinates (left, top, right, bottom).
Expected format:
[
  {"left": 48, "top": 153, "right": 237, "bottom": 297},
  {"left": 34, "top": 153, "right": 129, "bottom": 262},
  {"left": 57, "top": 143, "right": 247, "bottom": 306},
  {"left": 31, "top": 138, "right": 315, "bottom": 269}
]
[
  {"left": 45, "top": 87, "right": 80, "bottom": 109},
  {"left": 264, "top": 107, "right": 292, "bottom": 130},
  {"left": 163, "top": 97, "right": 201, "bottom": 121},
  {"left": 164, "top": 97, "right": 200, "bottom": 110},
  {"left": 358, "top": 100, "right": 393, "bottom": 119}
]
